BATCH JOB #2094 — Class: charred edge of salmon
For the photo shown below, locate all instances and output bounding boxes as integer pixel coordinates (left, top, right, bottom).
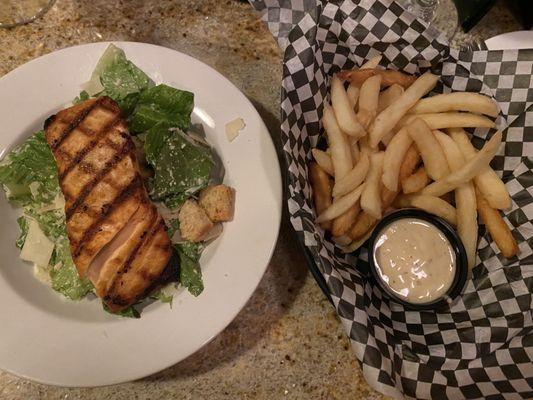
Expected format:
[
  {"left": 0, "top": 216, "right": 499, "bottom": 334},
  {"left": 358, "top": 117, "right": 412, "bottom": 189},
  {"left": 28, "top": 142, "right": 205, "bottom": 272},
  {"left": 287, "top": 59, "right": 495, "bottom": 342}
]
[
  {"left": 65, "top": 138, "right": 135, "bottom": 220},
  {"left": 156, "top": 250, "right": 180, "bottom": 284},
  {"left": 103, "top": 211, "right": 164, "bottom": 309},
  {"left": 44, "top": 114, "right": 56, "bottom": 130},
  {"left": 58, "top": 117, "right": 123, "bottom": 181},
  {"left": 142, "top": 249, "right": 180, "bottom": 300},
  {"left": 73, "top": 176, "right": 143, "bottom": 259},
  {"left": 50, "top": 98, "right": 103, "bottom": 151}
]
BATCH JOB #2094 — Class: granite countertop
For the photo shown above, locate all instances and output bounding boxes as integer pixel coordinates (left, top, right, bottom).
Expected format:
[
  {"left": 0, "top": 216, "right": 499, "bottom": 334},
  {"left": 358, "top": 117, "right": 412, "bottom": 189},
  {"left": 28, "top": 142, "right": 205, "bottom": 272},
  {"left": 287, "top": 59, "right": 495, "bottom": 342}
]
[{"left": 0, "top": 1, "right": 522, "bottom": 399}]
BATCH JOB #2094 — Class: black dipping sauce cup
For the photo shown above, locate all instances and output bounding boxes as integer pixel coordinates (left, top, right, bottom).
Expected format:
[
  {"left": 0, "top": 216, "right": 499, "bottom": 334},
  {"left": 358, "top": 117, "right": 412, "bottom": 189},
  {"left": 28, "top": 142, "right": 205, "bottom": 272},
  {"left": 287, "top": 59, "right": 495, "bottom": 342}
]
[{"left": 368, "top": 209, "right": 468, "bottom": 311}]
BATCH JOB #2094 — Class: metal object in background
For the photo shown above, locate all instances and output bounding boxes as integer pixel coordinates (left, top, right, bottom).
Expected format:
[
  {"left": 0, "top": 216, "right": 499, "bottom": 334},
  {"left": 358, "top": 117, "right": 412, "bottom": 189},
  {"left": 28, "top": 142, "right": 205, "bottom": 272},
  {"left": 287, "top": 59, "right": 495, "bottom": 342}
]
[
  {"left": 0, "top": 0, "right": 55, "bottom": 28},
  {"left": 397, "top": 0, "right": 459, "bottom": 40}
]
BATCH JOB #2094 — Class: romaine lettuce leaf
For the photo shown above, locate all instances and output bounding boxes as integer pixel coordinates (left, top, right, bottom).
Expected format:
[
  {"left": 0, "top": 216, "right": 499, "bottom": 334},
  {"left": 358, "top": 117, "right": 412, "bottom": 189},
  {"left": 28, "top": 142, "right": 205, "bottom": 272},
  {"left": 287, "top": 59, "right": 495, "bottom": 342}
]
[
  {"left": 25, "top": 207, "right": 66, "bottom": 241},
  {"left": 166, "top": 219, "right": 180, "bottom": 239},
  {"left": 16, "top": 216, "right": 28, "bottom": 249},
  {"left": 49, "top": 238, "right": 93, "bottom": 300},
  {"left": 163, "top": 193, "right": 189, "bottom": 209},
  {"left": 84, "top": 44, "right": 153, "bottom": 114},
  {"left": 150, "top": 289, "right": 174, "bottom": 306},
  {"left": 143, "top": 121, "right": 172, "bottom": 165},
  {"left": 144, "top": 124, "right": 213, "bottom": 202},
  {"left": 103, "top": 304, "right": 140, "bottom": 319},
  {"left": 73, "top": 90, "right": 90, "bottom": 104},
  {"left": 175, "top": 243, "right": 204, "bottom": 296},
  {"left": 101, "top": 61, "right": 151, "bottom": 113},
  {"left": 129, "top": 84, "right": 194, "bottom": 133},
  {"left": 0, "top": 129, "right": 92, "bottom": 300},
  {"left": 0, "top": 131, "right": 59, "bottom": 206},
  {"left": 84, "top": 44, "right": 126, "bottom": 95},
  {"left": 117, "top": 92, "right": 142, "bottom": 117}
]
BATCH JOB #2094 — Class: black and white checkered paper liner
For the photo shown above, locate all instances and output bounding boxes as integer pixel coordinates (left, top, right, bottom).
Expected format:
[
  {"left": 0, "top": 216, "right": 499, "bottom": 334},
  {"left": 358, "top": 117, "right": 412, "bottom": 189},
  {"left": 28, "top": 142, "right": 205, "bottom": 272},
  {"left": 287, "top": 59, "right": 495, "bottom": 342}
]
[{"left": 251, "top": 0, "right": 533, "bottom": 398}]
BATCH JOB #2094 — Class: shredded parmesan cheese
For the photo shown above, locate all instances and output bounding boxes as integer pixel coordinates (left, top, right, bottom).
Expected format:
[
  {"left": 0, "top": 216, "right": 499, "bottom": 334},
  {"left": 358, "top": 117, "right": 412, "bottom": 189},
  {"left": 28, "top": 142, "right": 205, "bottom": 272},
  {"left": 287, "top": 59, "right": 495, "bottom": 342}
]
[
  {"left": 225, "top": 118, "right": 246, "bottom": 142},
  {"left": 29, "top": 182, "right": 41, "bottom": 198},
  {"left": 20, "top": 219, "right": 55, "bottom": 267},
  {"left": 37, "top": 193, "right": 65, "bottom": 213},
  {"left": 33, "top": 264, "right": 52, "bottom": 284}
]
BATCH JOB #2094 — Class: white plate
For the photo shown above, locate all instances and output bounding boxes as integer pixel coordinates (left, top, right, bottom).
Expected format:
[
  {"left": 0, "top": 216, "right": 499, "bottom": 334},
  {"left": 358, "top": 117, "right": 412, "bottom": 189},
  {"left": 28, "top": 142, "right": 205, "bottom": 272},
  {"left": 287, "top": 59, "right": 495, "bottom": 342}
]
[
  {"left": 485, "top": 31, "right": 533, "bottom": 50},
  {"left": 0, "top": 42, "right": 282, "bottom": 387}
]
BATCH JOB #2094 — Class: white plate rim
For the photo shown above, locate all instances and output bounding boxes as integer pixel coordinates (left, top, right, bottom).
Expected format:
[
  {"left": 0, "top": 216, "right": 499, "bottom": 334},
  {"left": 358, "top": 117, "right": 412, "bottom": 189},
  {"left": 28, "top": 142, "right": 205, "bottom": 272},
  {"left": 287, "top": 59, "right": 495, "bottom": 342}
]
[
  {"left": 485, "top": 30, "right": 533, "bottom": 50},
  {"left": 0, "top": 41, "right": 282, "bottom": 387}
]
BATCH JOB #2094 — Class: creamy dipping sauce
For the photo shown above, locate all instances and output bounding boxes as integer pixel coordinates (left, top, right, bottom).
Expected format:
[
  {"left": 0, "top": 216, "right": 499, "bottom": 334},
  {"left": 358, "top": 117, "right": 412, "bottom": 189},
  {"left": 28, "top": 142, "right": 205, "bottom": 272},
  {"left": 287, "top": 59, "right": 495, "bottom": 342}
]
[{"left": 373, "top": 218, "right": 456, "bottom": 304}]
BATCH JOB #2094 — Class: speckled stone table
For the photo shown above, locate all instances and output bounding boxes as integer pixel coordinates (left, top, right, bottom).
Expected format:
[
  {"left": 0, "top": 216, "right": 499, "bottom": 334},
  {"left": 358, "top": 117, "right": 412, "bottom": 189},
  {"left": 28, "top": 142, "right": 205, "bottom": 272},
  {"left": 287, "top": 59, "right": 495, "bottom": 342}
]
[{"left": 0, "top": 1, "right": 522, "bottom": 399}]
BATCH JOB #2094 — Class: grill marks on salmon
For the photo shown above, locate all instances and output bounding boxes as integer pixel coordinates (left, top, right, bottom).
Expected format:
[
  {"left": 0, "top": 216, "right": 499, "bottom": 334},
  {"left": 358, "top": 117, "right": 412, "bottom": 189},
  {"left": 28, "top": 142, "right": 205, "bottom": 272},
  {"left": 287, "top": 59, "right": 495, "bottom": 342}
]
[
  {"left": 104, "top": 207, "right": 171, "bottom": 307},
  {"left": 44, "top": 97, "right": 172, "bottom": 311}
]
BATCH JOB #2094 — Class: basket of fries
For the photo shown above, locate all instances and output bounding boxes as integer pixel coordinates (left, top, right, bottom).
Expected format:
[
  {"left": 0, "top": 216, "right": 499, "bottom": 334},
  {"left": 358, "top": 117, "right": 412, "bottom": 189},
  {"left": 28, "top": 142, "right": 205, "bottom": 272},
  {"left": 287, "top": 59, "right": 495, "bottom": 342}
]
[
  {"left": 315, "top": 67, "right": 513, "bottom": 259},
  {"left": 252, "top": 0, "right": 533, "bottom": 398}
]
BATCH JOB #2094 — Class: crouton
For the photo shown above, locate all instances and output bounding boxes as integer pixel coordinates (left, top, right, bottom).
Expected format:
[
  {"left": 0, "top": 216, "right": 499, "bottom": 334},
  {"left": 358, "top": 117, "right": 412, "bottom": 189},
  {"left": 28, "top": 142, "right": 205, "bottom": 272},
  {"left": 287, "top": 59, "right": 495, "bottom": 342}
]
[
  {"left": 178, "top": 199, "right": 214, "bottom": 242},
  {"left": 199, "top": 185, "right": 236, "bottom": 222}
]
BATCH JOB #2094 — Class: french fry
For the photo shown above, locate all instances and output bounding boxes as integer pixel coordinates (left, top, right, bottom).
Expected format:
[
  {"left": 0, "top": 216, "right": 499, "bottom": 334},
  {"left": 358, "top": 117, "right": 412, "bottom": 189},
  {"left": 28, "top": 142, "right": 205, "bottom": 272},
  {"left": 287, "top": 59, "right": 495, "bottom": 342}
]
[
  {"left": 360, "top": 55, "right": 382, "bottom": 70},
  {"left": 342, "top": 229, "right": 374, "bottom": 253},
  {"left": 361, "top": 152, "right": 385, "bottom": 219},
  {"left": 401, "top": 166, "right": 430, "bottom": 194},
  {"left": 381, "top": 131, "right": 395, "bottom": 146},
  {"left": 448, "top": 128, "right": 511, "bottom": 210},
  {"left": 309, "top": 162, "right": 333, "bottom": 230},
  {"left": 316, "top": 184, "right": 365, "bottom": 223},
  {"left": 377, "top": 84, "right": 404, "bottom": 113},
  {"left": 369, "top": 71, "right": 439, "bottom": 147},
  {"left": 348, "top": 212, "right": 376, "bottom": 241},
  {"left": 331, "top": 75, "right": 366, "bottom": 138},
  {"left": 398, "top": 112, "right": 496, "bottom": 130},
  {"left": 423, "top": 131, "right": 503, "bottom": 197},
  {"left": 385, "top": 143, "right": 422, "bottom": 207},
  {"left": 409, "top": 92, "right": 499, "bottom": 118},
  {"left": 311, "top": 148, "right": 334, "bottom": 176},
  {"left": 332, "top": 235, "right": 353, "bottom": 246},
  {"left": 332, "top": 204, "right": 361, "bottom": 237},
  {"left": 476, "top": 189, "right": 518, "bottom": 258},
  {"left": 349, "top": 137, "right": 360, "bottom": 163},
  {"left": 456, "top": 184, "right": 477, "bottom": 269},
  {"left": 347, "top": 84, "right": 360, "bottom": 109},
  {"left": 398, "top": 144, "right": 421, "bottom": 181},
  {"left": 323, "top": 101, "right": 359, "bottom": 236},
  {"left": 396, "top": 194, "right": 457, "bottom": 226},
  {"left": 433, "top": 130, "right": 462, "bottom": 170},
  {"left": 433, "top": 130, "right": 478, "bottom": 269},
  {"left": 333, "top": 152, "right": 370, "bottom": 197},
  {"left": 407, "top": 119, "right": 450, "bottom": 180},
  {"left": 347, "top": 145, "right": 418, "bottom": 241},
  {"left": 322, "top": 105, "right": 353, "bottom": 179},
  {"left": 381, "top": 186, "right": 399, "bottom": 210},
  {"left": 357, "top": 75, "right": 381, "bottom": 129},
  {"left": 382, "top": 127, "right": 413, "bottom": 191},
  {"left": 338, "top": 69, "right": 417, "bottom": 88},
  {"left": 358, "top": 135, "right": 372, "bottom": 154}
]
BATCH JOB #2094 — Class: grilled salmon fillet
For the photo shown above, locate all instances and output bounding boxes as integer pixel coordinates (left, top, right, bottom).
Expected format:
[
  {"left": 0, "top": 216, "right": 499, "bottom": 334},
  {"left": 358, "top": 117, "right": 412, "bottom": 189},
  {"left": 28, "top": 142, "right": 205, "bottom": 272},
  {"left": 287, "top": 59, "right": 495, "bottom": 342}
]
[{"left": 44, "top": 97, "right": 172, "bottom": 311}]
